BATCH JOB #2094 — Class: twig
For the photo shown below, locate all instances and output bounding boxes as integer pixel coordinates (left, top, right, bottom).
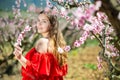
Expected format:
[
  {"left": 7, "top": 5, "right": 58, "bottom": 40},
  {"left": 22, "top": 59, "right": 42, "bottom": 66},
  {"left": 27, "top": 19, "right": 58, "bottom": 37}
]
[{"left": 90, "top": 31, "right": 104, "bottom": 48}]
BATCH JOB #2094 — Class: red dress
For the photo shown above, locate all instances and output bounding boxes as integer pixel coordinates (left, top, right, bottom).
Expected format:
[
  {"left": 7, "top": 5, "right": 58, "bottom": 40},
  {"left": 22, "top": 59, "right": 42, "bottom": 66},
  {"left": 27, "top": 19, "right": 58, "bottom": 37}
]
[{"left": 21, "top": 48, "right": 68, "bottom": 80}]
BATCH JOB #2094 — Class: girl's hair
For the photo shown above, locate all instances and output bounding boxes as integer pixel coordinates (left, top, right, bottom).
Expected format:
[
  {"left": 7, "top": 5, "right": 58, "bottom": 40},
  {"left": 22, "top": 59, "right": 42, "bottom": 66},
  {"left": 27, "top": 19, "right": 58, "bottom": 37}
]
[{"left": 39, "top": 11, "right": 68, "bottom": 66}]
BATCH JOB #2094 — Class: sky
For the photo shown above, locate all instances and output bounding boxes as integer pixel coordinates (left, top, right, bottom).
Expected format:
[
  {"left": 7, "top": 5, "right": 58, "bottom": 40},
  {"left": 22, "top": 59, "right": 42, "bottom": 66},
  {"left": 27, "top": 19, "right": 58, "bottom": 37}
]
[
  {"left": 0, "top": 0, "right": 46, "bottom": 11},
  {"left": 0, "top": 0, "right": 93, "bottom": 11}
]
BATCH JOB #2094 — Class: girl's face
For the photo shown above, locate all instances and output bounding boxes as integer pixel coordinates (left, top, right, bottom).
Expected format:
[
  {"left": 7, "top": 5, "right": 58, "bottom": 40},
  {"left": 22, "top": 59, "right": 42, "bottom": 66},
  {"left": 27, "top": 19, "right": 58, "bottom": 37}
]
[{"left": 37, "top": 14, "right": 51, "bottom": 34}]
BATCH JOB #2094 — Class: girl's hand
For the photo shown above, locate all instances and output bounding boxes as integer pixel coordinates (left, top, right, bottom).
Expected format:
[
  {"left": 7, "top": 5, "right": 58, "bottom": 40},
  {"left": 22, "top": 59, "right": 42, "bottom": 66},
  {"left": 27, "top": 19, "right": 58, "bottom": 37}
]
[{"left": 13, "top": 44, "right": 23, "bottom": 59}]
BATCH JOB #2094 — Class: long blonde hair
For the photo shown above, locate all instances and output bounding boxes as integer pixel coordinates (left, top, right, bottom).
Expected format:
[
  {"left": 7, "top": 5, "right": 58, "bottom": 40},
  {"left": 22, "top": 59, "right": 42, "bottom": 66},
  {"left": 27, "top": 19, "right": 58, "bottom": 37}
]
[{"left": 39, "top": 11, "right": 68, "bottom": 66}]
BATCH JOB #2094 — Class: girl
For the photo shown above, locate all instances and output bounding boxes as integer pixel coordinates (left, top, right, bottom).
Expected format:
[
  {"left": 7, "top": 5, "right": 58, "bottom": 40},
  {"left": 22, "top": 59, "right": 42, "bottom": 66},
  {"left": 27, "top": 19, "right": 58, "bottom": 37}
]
[{"left": 13, "top": 11, "right": 68, "bottom": 80}]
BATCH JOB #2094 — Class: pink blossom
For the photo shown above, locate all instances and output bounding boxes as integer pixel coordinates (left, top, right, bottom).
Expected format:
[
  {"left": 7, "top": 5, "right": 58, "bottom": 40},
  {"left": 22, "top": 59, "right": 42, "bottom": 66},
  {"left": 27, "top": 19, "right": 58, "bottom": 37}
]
[
  {"left": 46, "top": 0, "right": 53, "bottom": 8},
  {"left": 44, "top": 7, "right": 51, "bottom": 13},
  {"left": 71, "top": 20, "right": 75, "bottom": 26},
  {"left": 74, "top": 19, "right": 79, "bottom": 26},
  {"left": 105, "top": 50, "right": 111, "bottom": 57},
  {"left": 90, "top": 36, "right": 95, "bottom": 39},
  {"left": 16, "top": 34, "right": 23, "bottom": 46},
  {"left": 97, "top": 56, "right": 102, "bottom": 63},
  {"left": 106, "top": 27, "right": 114, "bottom": 35},
  {"left": 66, "top": 16, "right": 70, "bottom": 21},
  {"left": 52, "top": 7, "right": 58, "bottom": 15},
  {"left": 87, "top": 16, "right": 95, "bottom": 23},
  {"left": 60, "top": 7, "right": 68, "bottom": 16},
  {"left": 64, "top": 46, "right": 71, "bottom": 52},
  {"left": 78, "top": 18, "right": 85, "bottom": 27},
  {"left": 79, "top": 37, "right": 86, "bottom": 44},
  {"left": 97, "top": 56, "right": 103, "bottom": 69},
  {"left": 67, "top": 0, "right": 73, "bottom": 3},
  {"left": 18, "top": 34, "right": 24, "bottom": 40},
  {"left": 58, "top": 47, "right": 64, "bottom": 53},
  {"left": 74, "top": 40, "right": 81, "bottom": 47},
  {"left": 73, "top": 7, "right": 84, "bottom": 18},
  {"left": 106, "top": 45, "right": 116, "bottom": 52},
  {"left": 17, "top": 39, "right": 22, "bottom": 46},
  {"left": 111, "top": 53, "right": 119, "bottom": 57},
  {"left": 58, "top": 0, "right": 64, "bottom": 3},
  {"left": 89, "top": 17, "right": 105, "bottom": 34},
  {"left": 85, "top": 4, "right": 96, "bottom": 18},
  {"left": 83, "top": 23, "right": 94, "bottom": 31},
  {"left": 16, "top": 25, "right": 31, "bottom": 46},
  {"left": 82, "top": 31, "right": 89, "bottom": 38},
  {"left": 96, "top": 12, "right": 108, "bottom": 21},
  {"left": 24, "top": 25, "right": 32, "bottom": 32},
  {"left": 28, "top": 4, "right": 36, "bottom": 12},
  {"left": 60, "top": 13, "right": 65, "bottom": 17},
  {"left": 95, "top": 1, "right": 102, "bottom": 10},
  {"left": 97, "top": 63, "right": 102, "bottom": 70},
  {"left": 23, "top": 0, "right": 27, "bottom": 7}
]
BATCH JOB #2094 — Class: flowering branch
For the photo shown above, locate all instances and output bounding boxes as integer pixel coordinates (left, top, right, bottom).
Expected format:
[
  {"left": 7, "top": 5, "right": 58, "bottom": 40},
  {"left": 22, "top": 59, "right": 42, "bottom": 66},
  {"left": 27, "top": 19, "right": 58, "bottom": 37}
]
[
  {"left": 90, "top": 31, "right": 104, "bottom": 48},
  {"left": 15, "top": 25, "right": 32, "bottom": 46},
  {"left": 52, "top": 0, "right": 91, "bottom": 9}
]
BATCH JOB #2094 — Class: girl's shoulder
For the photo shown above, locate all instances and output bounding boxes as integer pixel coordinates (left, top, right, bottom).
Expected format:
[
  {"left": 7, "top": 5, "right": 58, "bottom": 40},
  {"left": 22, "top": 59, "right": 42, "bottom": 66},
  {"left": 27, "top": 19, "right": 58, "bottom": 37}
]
[
  {"left": 35, "top": 38, "right": 49, "bottom": 53},
  {"left": 35, "top": 38, "right": 49, "bottom": 46}
]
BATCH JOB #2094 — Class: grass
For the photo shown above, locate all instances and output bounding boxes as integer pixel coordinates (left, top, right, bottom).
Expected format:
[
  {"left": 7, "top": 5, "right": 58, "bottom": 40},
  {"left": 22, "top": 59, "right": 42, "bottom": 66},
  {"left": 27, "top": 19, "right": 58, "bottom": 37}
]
[
  {"left": 69, "top": 38, "right": 99, "bottom": 56},
  {"left": 83, "top": 63, "right": 97, "bottom": 70},
  {"left": 83, "top": 38, "right": 99, "bottom": 47}
]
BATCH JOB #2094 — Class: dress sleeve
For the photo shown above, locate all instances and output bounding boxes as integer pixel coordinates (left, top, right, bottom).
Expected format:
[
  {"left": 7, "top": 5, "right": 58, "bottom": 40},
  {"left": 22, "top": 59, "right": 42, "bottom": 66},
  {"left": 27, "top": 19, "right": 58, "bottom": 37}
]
[
  {"left": 21, "top": 48, "right": 36, "bottom": 79},
  {"left": 61, "top": 64, "right": 68, "bottom": 75},
  {"left": 21, "top": 48, "right": 51, "bottom": 78},
  {"left": 51, "top": 58, "right": 68, "bottom": 76},
  {"left": 21, "top": 48, "right": 68, "bottom": 79}
]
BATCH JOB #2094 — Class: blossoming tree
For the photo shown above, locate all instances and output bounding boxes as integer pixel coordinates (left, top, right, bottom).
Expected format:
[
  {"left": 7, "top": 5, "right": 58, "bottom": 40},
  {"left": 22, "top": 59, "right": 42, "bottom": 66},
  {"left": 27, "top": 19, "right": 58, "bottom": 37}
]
[
  {"left": 0, "top": 0, "right": 120, "bottom": 79},
  {"left": 51, "top": 0, "right": 120, "bottom": 79}
]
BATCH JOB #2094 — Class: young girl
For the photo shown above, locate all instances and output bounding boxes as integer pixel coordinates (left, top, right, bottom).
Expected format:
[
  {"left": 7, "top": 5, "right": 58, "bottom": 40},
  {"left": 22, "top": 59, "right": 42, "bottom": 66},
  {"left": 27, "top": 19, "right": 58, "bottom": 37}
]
[{"left": 13, "top": 11, "right": 68, "bottom": 80}]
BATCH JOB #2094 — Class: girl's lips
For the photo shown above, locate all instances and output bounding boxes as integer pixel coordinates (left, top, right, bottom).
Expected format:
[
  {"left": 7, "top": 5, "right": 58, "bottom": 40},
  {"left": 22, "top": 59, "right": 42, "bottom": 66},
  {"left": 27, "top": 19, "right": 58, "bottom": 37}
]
[
  {"left": 38, "top": 28, "right": 43, "bottom": 30},
  {"left": 37, "top": 26, "right": 43, "bottom": 29}
]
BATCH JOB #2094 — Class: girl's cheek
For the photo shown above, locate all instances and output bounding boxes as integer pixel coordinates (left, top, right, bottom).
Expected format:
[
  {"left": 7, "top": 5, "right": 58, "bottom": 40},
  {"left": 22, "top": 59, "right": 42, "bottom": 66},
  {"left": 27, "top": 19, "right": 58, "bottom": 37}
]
[{"left": 37, "top": 24, "right": 39, "bottom": 28}]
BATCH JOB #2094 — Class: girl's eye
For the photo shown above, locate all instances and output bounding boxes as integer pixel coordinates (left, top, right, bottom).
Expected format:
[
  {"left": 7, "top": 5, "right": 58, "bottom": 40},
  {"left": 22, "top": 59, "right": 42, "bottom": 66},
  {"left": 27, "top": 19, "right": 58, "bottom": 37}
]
[
  {"left": 37, "top": 20, "right": 48, "bottom": 24},
  {"left": 43, "top": 21, "right": 47, "bottom": 23},
  {"left": 43, "top": 21, "right": 46, "bottom": 23}
]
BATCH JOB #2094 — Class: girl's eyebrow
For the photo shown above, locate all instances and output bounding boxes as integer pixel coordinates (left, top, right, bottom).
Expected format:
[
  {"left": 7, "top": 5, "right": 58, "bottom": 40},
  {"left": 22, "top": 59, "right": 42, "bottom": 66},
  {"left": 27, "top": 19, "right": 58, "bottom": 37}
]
[
  {"left": 38, "top": 18, "right": 48, "bottom": 21},
  {"left": 42, "top": 19, "right": 48, "bottom": 20}
]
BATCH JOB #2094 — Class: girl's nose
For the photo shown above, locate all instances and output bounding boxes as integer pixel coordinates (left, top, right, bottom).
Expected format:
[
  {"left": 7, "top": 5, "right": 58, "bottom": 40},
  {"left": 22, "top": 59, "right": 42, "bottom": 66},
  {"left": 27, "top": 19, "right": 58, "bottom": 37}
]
[{"left": 37, "top": 22, "right": 41, "bottom": 26}]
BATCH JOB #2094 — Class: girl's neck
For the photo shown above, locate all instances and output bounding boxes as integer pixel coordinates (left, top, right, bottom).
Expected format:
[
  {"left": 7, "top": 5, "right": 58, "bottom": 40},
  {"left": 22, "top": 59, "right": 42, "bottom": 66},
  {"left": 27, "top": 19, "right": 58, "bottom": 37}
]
[{"left": 42, "top": 32, "right": 49, "bottom": 39}]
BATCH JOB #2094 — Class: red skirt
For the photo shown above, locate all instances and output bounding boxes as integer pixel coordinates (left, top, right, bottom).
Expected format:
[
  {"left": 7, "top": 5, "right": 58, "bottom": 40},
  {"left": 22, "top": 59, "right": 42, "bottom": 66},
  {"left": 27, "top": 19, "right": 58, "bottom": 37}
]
[{"left": 21, "top": 48, "right": 68, "bottom": 80}]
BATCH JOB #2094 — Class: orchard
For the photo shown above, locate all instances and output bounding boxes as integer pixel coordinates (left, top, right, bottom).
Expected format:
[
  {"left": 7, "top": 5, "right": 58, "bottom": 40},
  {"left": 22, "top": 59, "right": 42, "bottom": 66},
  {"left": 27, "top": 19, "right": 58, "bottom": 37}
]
[{"left": 0, "top": 0, "right": 120, "bottom": 80}]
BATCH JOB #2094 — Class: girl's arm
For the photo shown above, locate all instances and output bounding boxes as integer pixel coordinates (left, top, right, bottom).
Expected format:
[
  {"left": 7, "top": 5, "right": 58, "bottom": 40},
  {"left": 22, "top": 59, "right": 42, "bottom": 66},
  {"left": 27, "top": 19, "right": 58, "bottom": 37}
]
[
  {"left": 13, "top": 45, "right": 27, "bottom": 68},
  {"left": 17, "top": 55, "right": 27, "bottom": 68}
]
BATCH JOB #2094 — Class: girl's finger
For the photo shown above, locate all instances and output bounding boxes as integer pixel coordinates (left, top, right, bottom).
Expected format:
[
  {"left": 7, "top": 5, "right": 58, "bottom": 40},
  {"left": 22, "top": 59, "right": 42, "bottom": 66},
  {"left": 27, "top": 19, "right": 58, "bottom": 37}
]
[
  {"left": 13, "top": 51, "right": 16, "bottom": 55},
  {"left": 13, "top": 49, "right": 22, "bottom": 55},
  {"left": 14, "top": 45, "right": 22, "bottom": 51}
]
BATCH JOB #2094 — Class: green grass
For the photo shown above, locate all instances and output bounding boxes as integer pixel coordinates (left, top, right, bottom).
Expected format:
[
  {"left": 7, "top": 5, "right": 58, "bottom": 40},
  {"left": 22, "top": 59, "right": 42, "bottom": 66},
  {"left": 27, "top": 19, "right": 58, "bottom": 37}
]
[
  {"left": 69, "top": 48, "right": 82, "bottom": 56},
  {"left": 83, "top": 63, "right": 97, "bottom": 70},
  {"left": 69, "top": 38, "right": 99, "bottom": 55},
  {"left": 84, "top": 38, "right": 99, "bottom": 46}
]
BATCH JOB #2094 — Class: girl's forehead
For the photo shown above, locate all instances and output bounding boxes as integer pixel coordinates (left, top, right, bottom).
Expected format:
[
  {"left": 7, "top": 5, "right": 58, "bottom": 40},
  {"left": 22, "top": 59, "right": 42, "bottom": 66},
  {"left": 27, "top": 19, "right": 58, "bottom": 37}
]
[{"left": 38, "top": 14, "right": 49, "bottom": 20}]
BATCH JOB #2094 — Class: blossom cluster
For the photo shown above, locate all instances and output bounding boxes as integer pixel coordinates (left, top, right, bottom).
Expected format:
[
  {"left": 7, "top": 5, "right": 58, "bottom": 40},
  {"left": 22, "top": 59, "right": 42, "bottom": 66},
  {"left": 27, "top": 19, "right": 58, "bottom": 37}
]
[
  {"left": 72, "top": 1, "right": 105, "bottom": 47},
  {"left": 15, "top": 25, "right": 32, "bottom": 46}
]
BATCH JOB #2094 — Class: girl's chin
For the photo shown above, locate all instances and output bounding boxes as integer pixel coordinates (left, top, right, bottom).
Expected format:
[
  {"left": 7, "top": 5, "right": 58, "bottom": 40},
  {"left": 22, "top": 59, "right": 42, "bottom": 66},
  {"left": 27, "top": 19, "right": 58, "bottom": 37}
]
[
  {"left": 38, "top": 30, "right": 48, "bottom": 33},
  {"left": 38, "top": 30, "right": 42, "bottom": 33},
  {"left": 37, "top": 31, "right": 42, "bottom": 34}
]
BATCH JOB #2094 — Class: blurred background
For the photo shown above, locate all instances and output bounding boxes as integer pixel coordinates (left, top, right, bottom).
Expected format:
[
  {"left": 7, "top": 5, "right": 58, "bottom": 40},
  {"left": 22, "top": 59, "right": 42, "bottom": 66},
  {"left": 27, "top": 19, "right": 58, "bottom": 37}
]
[{"left": 0, "top": 0, "right": 120, "bottom": 80}]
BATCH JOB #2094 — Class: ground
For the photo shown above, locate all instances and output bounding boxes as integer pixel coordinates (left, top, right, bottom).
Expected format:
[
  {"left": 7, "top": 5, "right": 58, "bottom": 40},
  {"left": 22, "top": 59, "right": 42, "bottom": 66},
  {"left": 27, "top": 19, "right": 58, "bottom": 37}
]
[{"left": 1, "top": 46, "right": 109, "bottom": 80}]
